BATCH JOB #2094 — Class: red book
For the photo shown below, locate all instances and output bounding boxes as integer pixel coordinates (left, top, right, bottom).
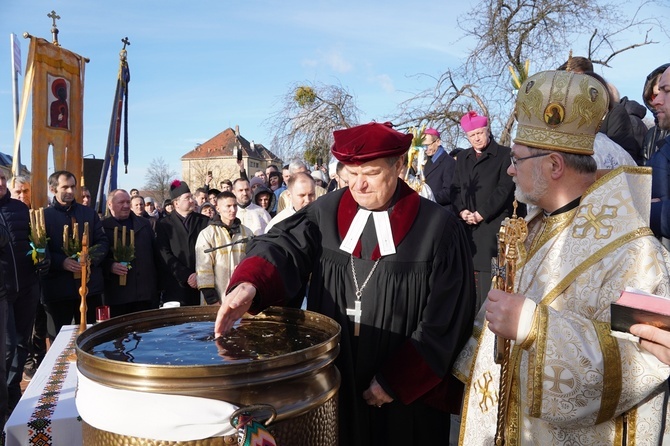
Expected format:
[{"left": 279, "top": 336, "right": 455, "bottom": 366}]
[{"left": 610, "top": 289, "right": 670, "bottom": 338}]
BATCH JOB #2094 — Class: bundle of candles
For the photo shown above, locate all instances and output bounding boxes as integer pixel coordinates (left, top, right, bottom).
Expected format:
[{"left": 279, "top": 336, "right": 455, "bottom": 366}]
[
  {"left": 28, "top": 208, "right": 47, "bottom": 264},
  {"left": 63, "top": 222, "right": 88, "bottom": 278},
  {"left": 112, "top": 226, "right": 135, "bottom": 286},
  {"left": 62, "top": 222, "right": 83, "bottom": 258}
]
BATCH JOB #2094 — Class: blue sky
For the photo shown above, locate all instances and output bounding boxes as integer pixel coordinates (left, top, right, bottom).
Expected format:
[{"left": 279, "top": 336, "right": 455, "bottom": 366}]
[{"left": 0, "top": 1, "right": 667, "bottom": 190}]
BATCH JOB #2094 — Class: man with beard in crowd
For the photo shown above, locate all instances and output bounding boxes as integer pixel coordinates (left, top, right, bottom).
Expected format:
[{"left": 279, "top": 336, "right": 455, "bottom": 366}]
[{"left": 232, "top": 178, "right": 270, "bottom": 235}]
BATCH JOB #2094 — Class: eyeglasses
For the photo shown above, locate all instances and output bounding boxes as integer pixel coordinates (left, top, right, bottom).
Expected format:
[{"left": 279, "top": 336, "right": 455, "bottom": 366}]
[{"left": 510, "top": 153, "right": 550, "bottom": 168}]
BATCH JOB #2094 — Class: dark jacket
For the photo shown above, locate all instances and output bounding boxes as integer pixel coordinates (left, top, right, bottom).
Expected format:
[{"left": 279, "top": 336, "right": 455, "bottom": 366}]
[
  {"left": 600, "top": 102, "right": 643, "bottom": 165},
  {"left": 620, "top": 96, "right": 648, "bottom": 158},
  {"left": 155, "top": 210, "right": 210, "bottom": 306},
  {"left": 649, "top": 136, "right": 670, "bottom": 238},
  {"left": 423, "top": 147, "right": 456, "bottom": 207},
  {"left": 649, "top": 136, "right": 670, "bottom": 201},
  {"left": 0, "top": 193, "right": 35, "bottom": 294},
  {"left": 643, "top": 125, "right": 670, "bottom": 162},
  {"left": 0, "top": 222, "right": 10, "bottom": 301},
  {"left": 42, "top": 199, "right": 109, "bottom": 302},
  {"left": 102, "top": 213, "right": 159, "bottom": 307},
  {"left": 450, "top": 139, "right": 517, "bottom": 271}
]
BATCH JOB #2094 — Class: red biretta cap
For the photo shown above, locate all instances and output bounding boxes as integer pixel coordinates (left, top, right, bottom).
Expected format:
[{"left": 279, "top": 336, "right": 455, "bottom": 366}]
[{"left": 331, "top": 122, "right": 412, "bottom": 164}]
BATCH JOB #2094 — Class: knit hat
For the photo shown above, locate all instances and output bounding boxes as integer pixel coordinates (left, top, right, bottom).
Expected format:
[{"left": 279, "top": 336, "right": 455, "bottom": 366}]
[
  {"left": 249, "top": 177, "right": 265, "bottom": 189},
  {"left": 514, "top": 70, "right": 609, "bottom": 155},
  {"left": 460, "top": 111, "right": 488, "bottom": 133},
  {"left": 331, "top": 122, "right": 412, "bottom": 164},
  {"left": 169, "top": 180, "right": 190, "bottom": 199},
  {"left": 311, "top": 170, "right": 328, "bottom": 184},
  {"left": 199, "top": 202, "right": 215, "bottom": 212}
]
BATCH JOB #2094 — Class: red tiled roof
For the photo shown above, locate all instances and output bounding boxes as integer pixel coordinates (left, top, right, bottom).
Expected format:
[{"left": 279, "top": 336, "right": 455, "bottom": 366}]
[{"left": 181, "top": 128, "right": 281, "bottom": 162}]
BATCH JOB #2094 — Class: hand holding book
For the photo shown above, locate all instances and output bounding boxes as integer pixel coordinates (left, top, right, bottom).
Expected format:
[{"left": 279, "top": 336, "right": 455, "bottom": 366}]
[
  {"left": 610, "top": 288, "right": 670, "bottom": 335},
  {"left": 611, "top": 288, "right": 670, "bottom": 365},
  {"left": 630, "top": 324, "right": 670, "bottom": 366}
]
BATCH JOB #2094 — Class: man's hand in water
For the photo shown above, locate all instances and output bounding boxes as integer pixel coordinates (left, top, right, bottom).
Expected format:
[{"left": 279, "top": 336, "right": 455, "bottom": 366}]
[{"left": 214, "top": 282, "right": 257, "bottom": 337}]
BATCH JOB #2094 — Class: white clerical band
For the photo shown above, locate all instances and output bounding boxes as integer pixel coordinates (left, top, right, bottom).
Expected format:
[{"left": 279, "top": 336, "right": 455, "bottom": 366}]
[
  {"left": 340, "top": 209, "right": 396, "bottom": 256},
  {"left": 372, "top": 211, "right": 395, "bottom": 256},
  {"left": 76, "top": 371, "right": 238, "bottom": 441}
]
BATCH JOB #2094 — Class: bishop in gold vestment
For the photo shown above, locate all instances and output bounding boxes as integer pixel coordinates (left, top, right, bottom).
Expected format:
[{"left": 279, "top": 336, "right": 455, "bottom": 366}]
[{"left": 455, "top": 70, "right": 670, "bottom": 445}]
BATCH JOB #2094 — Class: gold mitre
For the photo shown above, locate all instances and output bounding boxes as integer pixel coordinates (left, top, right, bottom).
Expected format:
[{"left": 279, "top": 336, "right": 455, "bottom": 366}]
[{"left": 514, "top": 70, "right": 609, "bottom": 155}]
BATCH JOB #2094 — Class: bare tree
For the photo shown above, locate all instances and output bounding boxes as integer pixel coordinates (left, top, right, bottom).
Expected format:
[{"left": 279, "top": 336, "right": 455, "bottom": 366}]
[
  {"left": 393, "top": 0, "right": 664, "bottom": 148},
  {"left": 187, "top": 159, "right": 219, "bottom": 190},
  {"left": 265, "top": 82, "right": 361, "bottom": 163},
  {"left": 143, "top": 157, "right": 177, "bottom": 205}
]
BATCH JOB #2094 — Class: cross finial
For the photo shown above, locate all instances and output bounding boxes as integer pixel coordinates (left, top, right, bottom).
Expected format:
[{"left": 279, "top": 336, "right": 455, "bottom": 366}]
[
  {"left": 121, "top": 37, "right": 131, "bottom": 50},
  {"left": 47, "top": 10, "right": 60, "bottom": 27},
  {"left": 47, "top": 10, "right": 61, "bottom": 45}
]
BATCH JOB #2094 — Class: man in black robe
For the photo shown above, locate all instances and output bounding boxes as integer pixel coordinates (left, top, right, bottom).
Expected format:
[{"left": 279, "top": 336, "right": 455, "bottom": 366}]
[
  {"left": 450, "top": 111, "right": 518, "bottom": 311},
  {"left": 215, "top": 122, "right": 476, "bottom": 446},
  {"left": 155, "top": 180, "right": 210, "bottom": 306}
]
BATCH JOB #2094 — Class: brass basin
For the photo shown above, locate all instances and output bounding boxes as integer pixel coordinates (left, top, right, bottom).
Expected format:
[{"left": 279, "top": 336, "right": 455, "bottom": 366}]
[{"left": 76, "top": 306, "right": 341, "bottom": 421}]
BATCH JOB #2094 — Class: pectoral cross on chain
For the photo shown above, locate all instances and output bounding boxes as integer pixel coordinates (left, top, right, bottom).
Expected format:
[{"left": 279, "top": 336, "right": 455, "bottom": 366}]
[{"left": 346, "top": 300, "right": 362, "bottom": 336}]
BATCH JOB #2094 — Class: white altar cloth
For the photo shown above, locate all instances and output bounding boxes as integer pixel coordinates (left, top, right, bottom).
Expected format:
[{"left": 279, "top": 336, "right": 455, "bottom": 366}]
[{"left": 4, "top": 325, "right": 82, "bottom": 446}]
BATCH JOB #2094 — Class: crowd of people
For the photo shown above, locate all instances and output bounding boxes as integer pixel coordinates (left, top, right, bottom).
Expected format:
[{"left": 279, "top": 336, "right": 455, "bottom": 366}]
[{"left": 0, "top": 61, "right": 669, "bottom": 445}]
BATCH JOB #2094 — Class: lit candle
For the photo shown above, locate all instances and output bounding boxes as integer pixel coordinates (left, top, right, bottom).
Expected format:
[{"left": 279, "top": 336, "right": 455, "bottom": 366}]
[{"left": 114, "top": 227, "right": 118, "bottom": 250}]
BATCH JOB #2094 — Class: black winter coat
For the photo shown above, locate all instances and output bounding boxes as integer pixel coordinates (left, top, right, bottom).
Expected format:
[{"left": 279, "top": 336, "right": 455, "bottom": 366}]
[
  {"left": 643, "top": 126, "right": 670, "bottom": 162},
  {"left": 42, "top": 199, "right": 109, "bottom": 302},
  {"left": 620, "top": 96, "right": 648, "bottom": 157},
  {"left": 0, "top": 222, "right": 9, "bottom": 301},
  {"left": 450, "top": 140, "right": 517, "bottom": 271},
  {"left": 155, "top": 211, "right": 210, "bottom": 306},
  {"left": 600, "top": 102, "right": 643, "bottom": 165},
  {"left": 0, "top": 193, "right": 35, "bottom": 295},
  {"left": 102, "top": 214, "right": 159, "bottom": 307}
]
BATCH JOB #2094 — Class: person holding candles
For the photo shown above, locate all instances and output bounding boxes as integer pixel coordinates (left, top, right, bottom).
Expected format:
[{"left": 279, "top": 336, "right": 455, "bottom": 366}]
[
  {"left": 102, "top": 189, "right": 159, "bottom": 317},
  {"left": 0, "top": 170, "right": 49, "bottom": 416},
  {"left": 41, "top": 171, "right": 109, "bottom": 340},
  {"left": 0, "top": 221, "right": 10, "bottom": 430}
]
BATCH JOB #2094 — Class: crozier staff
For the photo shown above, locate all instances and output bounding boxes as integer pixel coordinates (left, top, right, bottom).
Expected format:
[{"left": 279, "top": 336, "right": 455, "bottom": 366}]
[{"left": 214, "top": 122, "right": 475, "bottom": 446}]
